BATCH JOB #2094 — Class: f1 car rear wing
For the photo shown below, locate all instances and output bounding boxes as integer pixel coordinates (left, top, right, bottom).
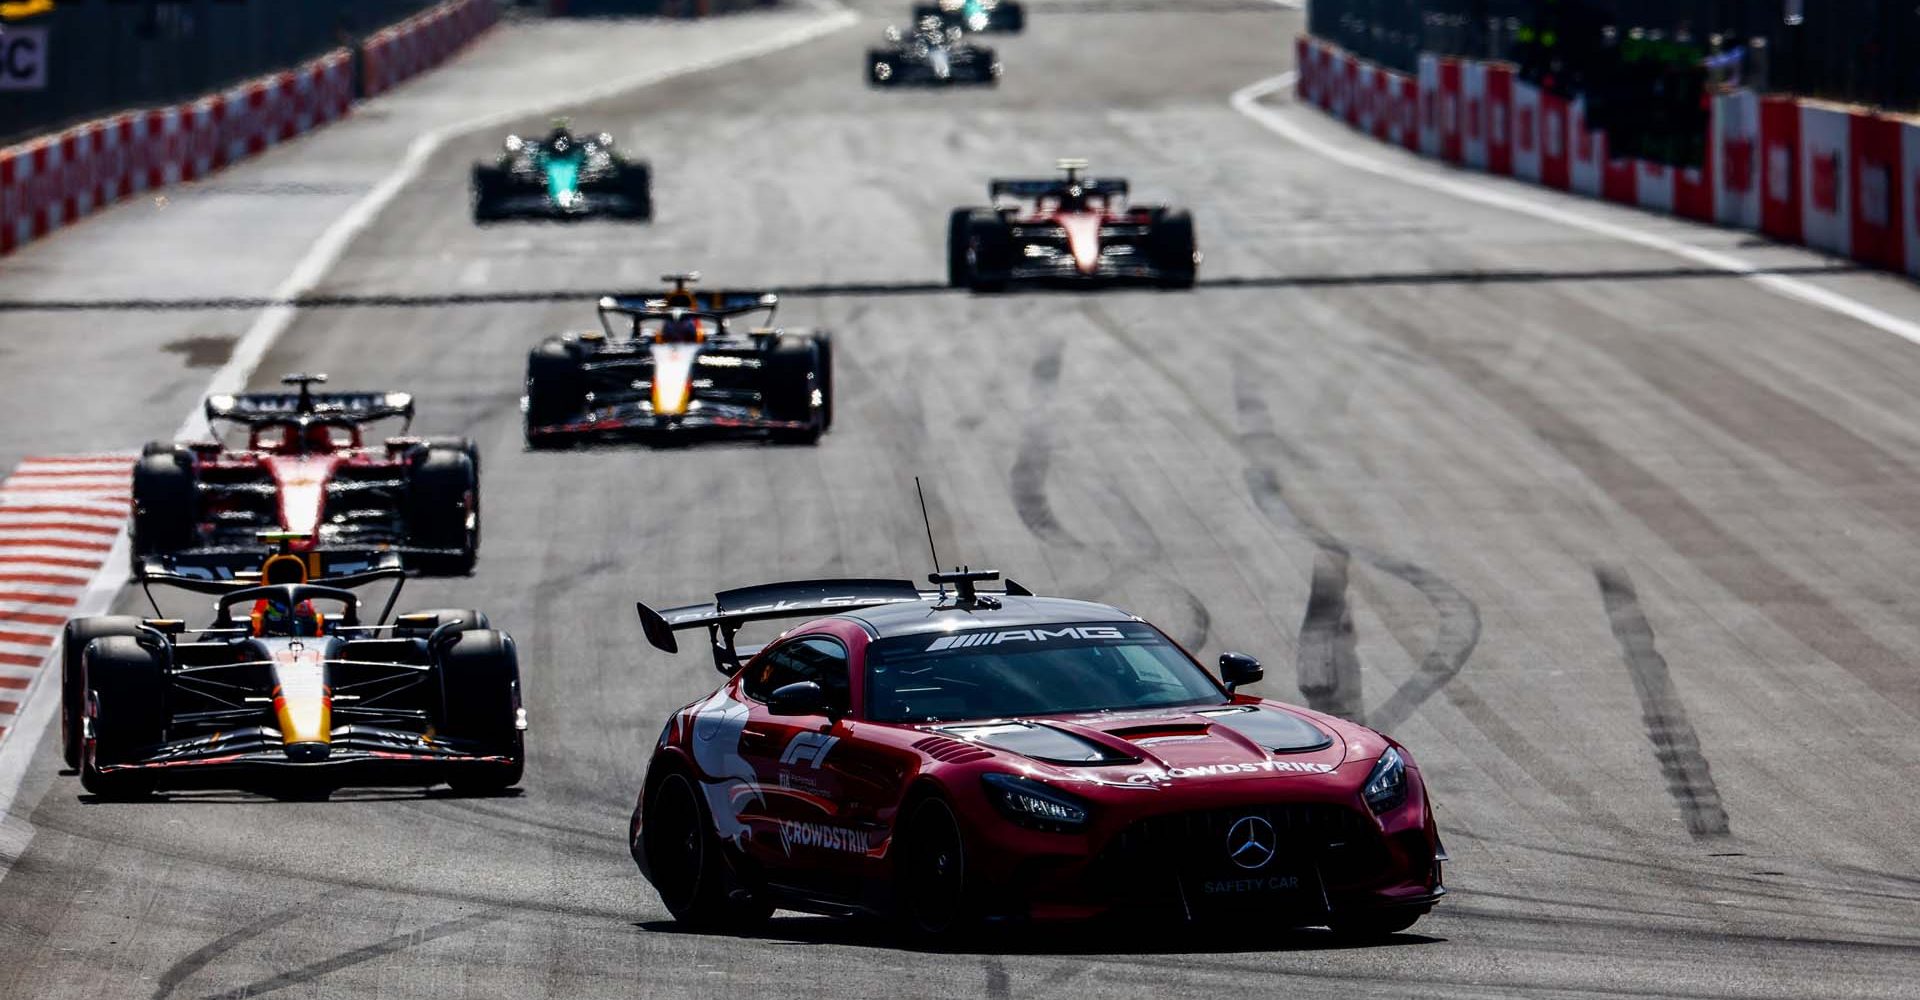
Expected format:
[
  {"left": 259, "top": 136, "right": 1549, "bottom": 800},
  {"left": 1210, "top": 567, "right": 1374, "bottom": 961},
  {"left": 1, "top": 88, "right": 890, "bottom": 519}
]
[
  {"left": 637, "top": 575, "right": 1034, "bottom": 674},
  {"left": 205, "top": 374, "right": 414, "bottom": 429},
  {"left": 136, "top": 547, "right": 409, "bottom": 625},
  {"left": 595, "top": 291, "right": 779, "bottom": 335},
  {"left": 989, "top": 178, "right": 1129, "bottom": 200}
]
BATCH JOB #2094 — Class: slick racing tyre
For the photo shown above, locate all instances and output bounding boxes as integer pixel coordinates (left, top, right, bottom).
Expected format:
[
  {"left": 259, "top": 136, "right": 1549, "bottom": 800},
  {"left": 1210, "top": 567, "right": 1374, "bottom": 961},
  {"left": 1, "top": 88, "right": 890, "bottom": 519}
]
[
  {"left": 131, "top": 448, "right": 196, "bottom": 557},
  {"left": 60, "top": 617, "right": 144, "bottom": 770},
  {"left": 765, "top": 336, "right": 826, "bottom": 444},
  {"left": 471, "top": 164, "right": 509, "bottom": 222},
  {"left": 79, "top": 636, "right": 166, "bottom": 800},
  {"left": 964, "top": 210, "right": 1014, "bottom": 292},
  {"left": 998, "top": 1, "right": 1025, "bottom": 32},
  {"left": 617, "top": 162, "right": 653, "bottom": 221},
  {"left": 406, "top": 448, "right": 479, "bottom": 576},
  {"left": 642, "top": 765, "right": 773, "bottom": 929},
  {"left": 394, "top": 608, "right": 492, "bottom": 641},
  {"left": 1149, "top": 208, "right": 1198, "bottom": 289},
  {"left": 811, "top": 332, "right": 835, "bottom": 432},
  {"left": 420, "top": 436, "right": 481, "bottom": 483},
  {"left": 437, "top": 629, "right": 524, "bottom": 794},
  {"left": 524, "top": 340, "right": 587, "bottom": 449},
  {"left": 947, "top": 209, "right": 976, "bottom": 287},
  {"left": 897, "top": 795, "right": 977, "bottom": 941}
]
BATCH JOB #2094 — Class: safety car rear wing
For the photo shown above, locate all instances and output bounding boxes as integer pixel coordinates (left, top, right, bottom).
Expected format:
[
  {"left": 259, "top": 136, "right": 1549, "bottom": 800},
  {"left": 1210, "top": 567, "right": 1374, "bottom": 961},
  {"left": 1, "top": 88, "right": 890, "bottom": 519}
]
[{"left": 637, "top": 575, "right": 1034, "bottom": 674}]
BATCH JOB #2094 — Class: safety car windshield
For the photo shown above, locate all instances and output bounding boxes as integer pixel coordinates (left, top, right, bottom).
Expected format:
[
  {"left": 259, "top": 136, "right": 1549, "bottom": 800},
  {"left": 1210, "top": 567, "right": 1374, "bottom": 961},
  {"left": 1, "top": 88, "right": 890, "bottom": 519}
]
[{"left": 865, "top": 621, "right": 1227, "bottom": 723}]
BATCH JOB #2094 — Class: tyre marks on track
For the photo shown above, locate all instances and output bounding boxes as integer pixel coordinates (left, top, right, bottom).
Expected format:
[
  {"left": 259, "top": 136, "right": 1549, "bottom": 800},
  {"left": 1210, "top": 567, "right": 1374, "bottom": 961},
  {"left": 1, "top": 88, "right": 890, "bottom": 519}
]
[
  {"left": 1295, "top": 547, "right": 1362, "bottom": 721},
  {"left": 1595, "top": 565, "right": 1732, "bottom": 840},
  {"left": 1008, "top": 335, "right": 1210, "bottom": 650},
  {"left": 152, "top": 888, "right": 350, "bottom": 1000},
  {"left": 197, "top": 909, "right": 501, "bottom": 1000}
]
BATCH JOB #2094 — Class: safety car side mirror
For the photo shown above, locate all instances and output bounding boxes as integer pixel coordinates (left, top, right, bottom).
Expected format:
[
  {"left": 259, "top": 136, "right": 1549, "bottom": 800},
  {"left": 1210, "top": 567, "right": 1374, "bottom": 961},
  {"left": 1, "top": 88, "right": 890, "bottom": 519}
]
[
  {"left": 1219, "top": 652, "right": 1263, "bottom": 692},
  {"left": 769, "top": 680, "right": 827, "bottom": 717}
]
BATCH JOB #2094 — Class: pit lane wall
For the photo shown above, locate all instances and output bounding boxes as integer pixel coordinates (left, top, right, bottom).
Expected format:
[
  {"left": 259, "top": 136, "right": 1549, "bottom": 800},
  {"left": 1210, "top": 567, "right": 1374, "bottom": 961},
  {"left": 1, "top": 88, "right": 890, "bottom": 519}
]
[
  {"left": 0, "top": 0, "right": 499, "bottom": 257},
  {"left": 1295, "top": 36, "right": 1920, "bottom": 281}
]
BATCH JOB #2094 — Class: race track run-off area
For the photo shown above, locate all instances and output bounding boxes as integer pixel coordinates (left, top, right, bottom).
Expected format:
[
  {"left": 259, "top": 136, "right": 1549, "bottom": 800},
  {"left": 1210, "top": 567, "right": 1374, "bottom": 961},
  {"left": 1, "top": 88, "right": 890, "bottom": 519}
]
[{"left": 0, "top": 1, "right": 1918, "bottom": 998}]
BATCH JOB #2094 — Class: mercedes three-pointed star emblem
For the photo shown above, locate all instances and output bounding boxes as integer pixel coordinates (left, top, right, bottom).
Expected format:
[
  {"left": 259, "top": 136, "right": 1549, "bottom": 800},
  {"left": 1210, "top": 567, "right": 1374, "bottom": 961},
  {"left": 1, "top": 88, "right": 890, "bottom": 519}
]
[{"left": 1226, "top": 815, "right": 1276, "bottom": 870}]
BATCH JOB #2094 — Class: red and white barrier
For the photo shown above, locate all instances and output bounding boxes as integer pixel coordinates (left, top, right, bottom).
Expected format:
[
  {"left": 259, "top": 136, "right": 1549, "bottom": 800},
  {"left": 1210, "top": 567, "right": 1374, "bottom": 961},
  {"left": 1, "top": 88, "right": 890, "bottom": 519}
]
[
  {"left": 0, "top": 0, "right": 495, "bottom": 257},
  {"left": 362, "top": 0, "right": 500, "bottom": 98},
  {"left": 1293, "top": 34, "right": 1920, "bottom": 285}
]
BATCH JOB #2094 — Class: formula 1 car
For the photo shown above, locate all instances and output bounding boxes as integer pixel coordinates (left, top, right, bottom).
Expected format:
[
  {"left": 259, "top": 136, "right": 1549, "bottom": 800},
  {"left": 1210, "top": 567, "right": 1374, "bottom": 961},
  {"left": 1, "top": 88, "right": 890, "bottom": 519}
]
[
  {"left": 629, "top": 570, "right": 1445, "bottom": 939},
  {"left": 61, "top": 545, "right": 524, "bottom": 798},
  {"left": 948, "top": 159, "right": 1200, "bottom": 290},
  {"left": 522, "top": 273, "right": 832, "bottom": 448},
  {"left": 133, "top": 374, "right": 480, "bottom": 576},
  {"left": 471, "top": 122, "right": 651, "bottom": 222},
  {"left": 914, "top": 0, "right": 1023, "bottom": 33},
  {"left": 868, "top": 18, "right": 1001, "bottom": 86}
]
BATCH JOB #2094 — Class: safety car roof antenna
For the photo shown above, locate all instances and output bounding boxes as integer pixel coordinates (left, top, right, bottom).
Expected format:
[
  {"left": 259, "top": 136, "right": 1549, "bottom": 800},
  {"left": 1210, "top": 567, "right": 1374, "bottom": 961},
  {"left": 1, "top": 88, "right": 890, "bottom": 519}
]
[
  {"left": 915, "top": 476, "right": 946, "bottom": 598},
  {"left": 281, "top": 373, "right": 327, "bottom": 414},
  {"left": 930, "top": 566, "right": 1001, "bottom": 609}
]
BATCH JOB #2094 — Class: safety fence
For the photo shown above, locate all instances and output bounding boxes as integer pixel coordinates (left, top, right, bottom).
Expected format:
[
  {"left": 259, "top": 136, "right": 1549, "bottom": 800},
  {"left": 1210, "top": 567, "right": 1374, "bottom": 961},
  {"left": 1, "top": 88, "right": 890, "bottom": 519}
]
[
  {"left": 0, "top": 0, "right": 498, "bottom": 256},
  {"left": 1294, "top": 35, "right": 1920, "bottom": 280}
]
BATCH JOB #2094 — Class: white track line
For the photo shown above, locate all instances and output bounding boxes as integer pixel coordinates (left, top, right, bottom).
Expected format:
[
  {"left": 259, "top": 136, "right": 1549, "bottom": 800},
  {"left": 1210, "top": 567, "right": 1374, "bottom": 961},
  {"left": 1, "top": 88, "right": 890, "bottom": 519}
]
[
  {"left": 0, "top": 2, "right": 860, "bottom": 859},
  {"left": 1230, "top": 71, "right": 1920, "bottom": 348}
]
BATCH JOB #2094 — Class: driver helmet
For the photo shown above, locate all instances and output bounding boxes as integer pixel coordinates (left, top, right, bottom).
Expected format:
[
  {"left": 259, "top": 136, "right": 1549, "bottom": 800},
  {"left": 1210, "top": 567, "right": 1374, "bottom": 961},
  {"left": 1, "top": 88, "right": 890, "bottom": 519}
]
[
  {"left": 547, "top": 118, "right": 573, "bottom": 151},
  {"left": 251, "top": 597, "right": 323, "bottom": 637}
]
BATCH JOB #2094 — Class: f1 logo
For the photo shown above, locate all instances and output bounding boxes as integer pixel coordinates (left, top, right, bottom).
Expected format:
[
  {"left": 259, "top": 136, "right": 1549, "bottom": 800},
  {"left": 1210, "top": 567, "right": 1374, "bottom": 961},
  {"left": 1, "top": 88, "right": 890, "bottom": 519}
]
[{"left": 780, "top": 731, "right": 838, "bottom": 769}]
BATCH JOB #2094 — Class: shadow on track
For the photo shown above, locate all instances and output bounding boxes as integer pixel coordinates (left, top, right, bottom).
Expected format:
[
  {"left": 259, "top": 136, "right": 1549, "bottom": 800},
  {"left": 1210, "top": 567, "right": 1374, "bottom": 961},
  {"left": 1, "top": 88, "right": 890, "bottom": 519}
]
[
  {"left": 636, "top": 916, "right": 1444, "bottom": 956},
  {"left": 0, "top": 263, "right": 1861, "bottom": 313}
]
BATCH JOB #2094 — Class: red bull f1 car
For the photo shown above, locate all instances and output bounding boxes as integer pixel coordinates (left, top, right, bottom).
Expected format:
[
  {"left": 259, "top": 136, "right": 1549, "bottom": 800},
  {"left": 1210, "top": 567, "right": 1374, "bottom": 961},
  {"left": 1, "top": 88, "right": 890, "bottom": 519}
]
[
  {"left": 948, "top": 159, "right": 1200, "bottom": 290},
  {"left": 522, "top": 274, "right": 832, "bottom": 448},
  {"left": 472, "top": 123, "right": 652, "bottom": 222},
  {"left": 61, "top": 547, "right": 524, "bottom": 798},
  {"left": 133, "top": 374, "right": 481, "bottom": 576},
  {"left": 629, "top": 570, "right": 1445, "bottom": 939}
]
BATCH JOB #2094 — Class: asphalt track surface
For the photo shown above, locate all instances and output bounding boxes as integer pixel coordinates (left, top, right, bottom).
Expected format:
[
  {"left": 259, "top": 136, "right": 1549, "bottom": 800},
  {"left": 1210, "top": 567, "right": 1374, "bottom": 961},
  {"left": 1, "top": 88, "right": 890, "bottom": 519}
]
[{"left": 2, "top": 1, "right": 1919, "bottom": 997}]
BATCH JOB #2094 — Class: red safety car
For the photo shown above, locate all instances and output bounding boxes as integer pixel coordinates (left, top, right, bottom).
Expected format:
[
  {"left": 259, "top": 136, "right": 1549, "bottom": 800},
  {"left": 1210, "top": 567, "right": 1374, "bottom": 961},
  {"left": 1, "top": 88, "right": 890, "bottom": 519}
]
[
  {"left": 629, "top": 570, "right": 1445, "bottom": 939},
  {"left": 133, "top": 374, "right": 481, "bottom": 576}
]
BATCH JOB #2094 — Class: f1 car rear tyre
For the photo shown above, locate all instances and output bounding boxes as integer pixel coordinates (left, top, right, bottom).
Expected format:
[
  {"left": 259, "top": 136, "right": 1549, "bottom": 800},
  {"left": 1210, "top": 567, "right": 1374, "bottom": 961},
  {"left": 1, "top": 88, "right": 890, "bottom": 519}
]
[
  {"left": 395, "top": 608, "right": 492, "bottom": 641},
  {"left": 1150, "top": 209, "right": 1198, "bottom": 289},
  {"left": 79, "top": 635, "right": 166, "bottom": 800},
  {"left": 618, "top": 163, "right": 653, "bottom": 221},
  {"left": 643, "top": 768, "right": 773, "bottom": 929},
  {"left": 525, "top": 340, "right": 587, "bottom": 448},
  {"left": 471, "top": 165, "right": 509, "bottom": 222},
  {"left": 999, "top": 2, "right": 1025, "bottom": 32},
  {"left": 407, "top": 449, "right": 479, "bottom": 576},
  {"left": 947, "top": 209, "right": 975, "bottom": 287},
  {"left": 421, "top": 437, "right": 481, "bottom": 483},
  {"left": 765, "top": 337, "right": 825, "bottom": 444},
  {"left": 1327, "top": 909, "right": 1424, "bottom": 939},
  {"left": 812, "top": 332, "right": 835, "bottom": 432},
  {"left": 131, "top": 450, "right": 197, "bottom": 557},
  {"left": 897, "top": 795, "right": 976, "bottom": 940},
  {"left": 964, "top": 211, "right": 1013, "bottom": 292},
  {"left": 60, "top": 617, "right": 144, "bottom": 770},
  {"left": 438, "top": 629, "right": 524, "bottom": 794}
]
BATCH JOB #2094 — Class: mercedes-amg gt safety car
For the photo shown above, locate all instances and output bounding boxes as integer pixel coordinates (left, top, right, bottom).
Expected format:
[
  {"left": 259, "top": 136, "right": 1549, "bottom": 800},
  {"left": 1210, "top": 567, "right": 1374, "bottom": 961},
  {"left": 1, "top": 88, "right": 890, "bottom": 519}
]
[
  {"left": 868, "top": 18, "right": 1001, "bottom": 86},
  {"left": 133, "top": 374, "right": 481, "bottom": 576},
  {"left": 61, "top": 546, "right": 524, "bottom": 798},
  {"left": 629, "top": 570, "right": 1445, "bottom": 939},
  {"left": 522, "top": 273, "right": 832, "bottom": 448},
  {"left": 949, "top": 159, "right": 1200, "bottom": 290},
  {"left": 471, "top": 122, "right": 651, "bottom": 222},
  {"left": 914, "top": 0, "right": 1024, "bottom": 33}
]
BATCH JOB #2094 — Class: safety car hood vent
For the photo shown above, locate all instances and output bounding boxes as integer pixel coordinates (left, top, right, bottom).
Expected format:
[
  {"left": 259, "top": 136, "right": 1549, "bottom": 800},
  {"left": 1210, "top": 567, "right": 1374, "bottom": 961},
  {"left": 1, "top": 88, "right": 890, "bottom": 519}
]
[{"left": 938, "top": 722, "right": 1133, "bottom": 765}]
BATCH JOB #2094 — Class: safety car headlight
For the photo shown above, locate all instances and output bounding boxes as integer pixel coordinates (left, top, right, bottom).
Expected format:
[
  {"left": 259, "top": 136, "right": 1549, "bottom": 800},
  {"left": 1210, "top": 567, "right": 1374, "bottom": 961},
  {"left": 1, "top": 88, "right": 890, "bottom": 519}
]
[
  {"left": 982, "top": 773, "right": 1089, "bottom": 832},
  {"left": 1362, "top": 747, "right": 1407, "bottom": 814}
]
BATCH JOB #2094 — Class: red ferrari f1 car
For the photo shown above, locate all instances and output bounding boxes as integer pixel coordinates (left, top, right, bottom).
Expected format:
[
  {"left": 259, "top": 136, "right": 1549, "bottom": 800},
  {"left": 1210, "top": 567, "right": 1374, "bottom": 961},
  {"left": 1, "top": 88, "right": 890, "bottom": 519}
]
[
  {"left": 948, "top": 159, "right": 1200, "bottom": 290},
  {"left": 133, "top": 374, "right": 481, "bottom": 576},
  {"left": 629, "top": 570, "right": 1445, "bottom": 939}
]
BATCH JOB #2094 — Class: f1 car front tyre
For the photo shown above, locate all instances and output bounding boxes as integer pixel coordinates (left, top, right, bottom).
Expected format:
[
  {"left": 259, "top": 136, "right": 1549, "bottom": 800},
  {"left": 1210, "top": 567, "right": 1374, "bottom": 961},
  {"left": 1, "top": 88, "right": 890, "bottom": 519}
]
[
  {"left": 407, "top": 449, "right": 479, "bottom": 576},
  {"left": 765, "top": 337, "right": 827, "bottom": 444},
  {"left": 471, "top": 164, "right": 509, "bottom": 222},
  {"left": 1149, "top": 208, "right": 1199, "bottom": 289},
  {"left": 997, "top": 2, "right": 1025, "bottom": 32},
  {"left": 616, "top": 162, "right": 653, "bottom": 221},
  {"left": 131, "top": 449, "right": 196, "bottom": 557},
  {"left": 642, "top": 766, "right": 773, "bottom": 929},
  {"left": 60, "top": 617, "right": 144, "bottom": 770},
  {"left": 437, "top": 629, "right": 524, "bottom": 794},
  {"left": 79, "top": 635, "right": 166, "bottom": 800},
  {"left": 947, "top": 209, "right": 976, "bottom": 287}
]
